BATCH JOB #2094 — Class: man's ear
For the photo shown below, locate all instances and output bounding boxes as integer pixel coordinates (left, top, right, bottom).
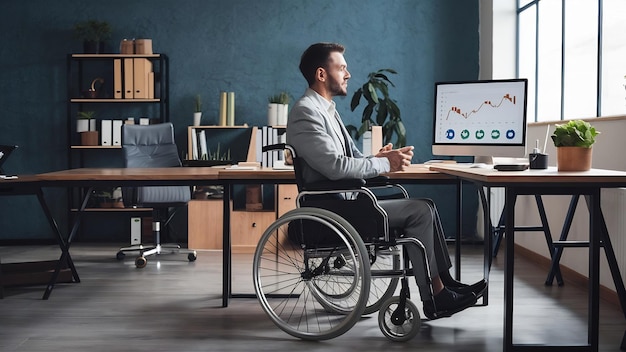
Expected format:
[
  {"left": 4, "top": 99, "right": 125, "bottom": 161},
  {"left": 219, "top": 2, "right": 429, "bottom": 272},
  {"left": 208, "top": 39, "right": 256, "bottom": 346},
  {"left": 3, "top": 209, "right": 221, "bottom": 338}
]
[{"left": 316, "top": 67, "right": 326, "bottom": 82}]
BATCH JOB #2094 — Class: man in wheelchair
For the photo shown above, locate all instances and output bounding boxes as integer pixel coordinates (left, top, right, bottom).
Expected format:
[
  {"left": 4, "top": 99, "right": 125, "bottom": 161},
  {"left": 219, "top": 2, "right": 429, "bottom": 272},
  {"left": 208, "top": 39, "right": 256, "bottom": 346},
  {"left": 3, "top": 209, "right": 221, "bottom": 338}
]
[{"left": 286, "top": 42, "right": 486, "bottom": 320}]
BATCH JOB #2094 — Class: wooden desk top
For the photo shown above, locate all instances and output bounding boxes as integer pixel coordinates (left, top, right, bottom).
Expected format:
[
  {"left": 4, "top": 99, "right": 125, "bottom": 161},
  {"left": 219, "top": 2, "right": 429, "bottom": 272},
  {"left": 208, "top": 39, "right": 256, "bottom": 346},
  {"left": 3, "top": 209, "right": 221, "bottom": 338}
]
[
  {"left": 384, "top": 164, "right": 456, "bottom": 181},
  {"left": 37, "top": 167, "right": 220, "bottom": 181},
  {"left": 429, "top": 165, "right": 626, "bottom": 186},
  {"left": 218, "top": 167, "right": 295, "bottom": 180}
]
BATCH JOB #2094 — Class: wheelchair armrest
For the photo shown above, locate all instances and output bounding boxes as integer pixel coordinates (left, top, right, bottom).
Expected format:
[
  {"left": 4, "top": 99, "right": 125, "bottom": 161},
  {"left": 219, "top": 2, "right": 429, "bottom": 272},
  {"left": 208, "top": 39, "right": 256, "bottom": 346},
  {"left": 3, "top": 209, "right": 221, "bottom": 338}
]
[
  {"left": 364, "top": 176, "right": 391, "bottom": 187},
  {"left": 301, "top": 178, "right": 366, "bottom": 191}
]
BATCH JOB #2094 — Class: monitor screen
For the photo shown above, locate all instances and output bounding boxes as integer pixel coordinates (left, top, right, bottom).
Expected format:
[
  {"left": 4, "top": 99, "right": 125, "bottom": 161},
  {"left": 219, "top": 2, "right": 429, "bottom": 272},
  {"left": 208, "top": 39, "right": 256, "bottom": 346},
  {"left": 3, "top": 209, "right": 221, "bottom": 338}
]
[{"left": 431, "top": 79, "right": 528, "bottom": 159}]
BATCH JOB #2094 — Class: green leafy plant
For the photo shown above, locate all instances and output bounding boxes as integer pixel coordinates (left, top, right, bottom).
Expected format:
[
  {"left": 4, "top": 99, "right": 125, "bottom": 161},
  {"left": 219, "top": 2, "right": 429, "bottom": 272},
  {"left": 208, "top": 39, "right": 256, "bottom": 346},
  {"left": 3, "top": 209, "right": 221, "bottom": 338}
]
[
  {"left": 206, "top": 143, "right": 231, "bottom": 161},
  {"left": 348, "top": 68, "right": 406, "bottom": 148},
  {"left": 77, "top": 111, "right": 95, "bottom": 119},
  {"left": 194, "top": 94, "right": 202, "bottom": 113},
  {"left": 551, "top": 120, "right": 600, "bottom": 148},
  {"left": 73, "top": 20, "right": 112, "bottom": 42},
  {"left": 268, "top": 92, "right": 290, "bottom": 104}
]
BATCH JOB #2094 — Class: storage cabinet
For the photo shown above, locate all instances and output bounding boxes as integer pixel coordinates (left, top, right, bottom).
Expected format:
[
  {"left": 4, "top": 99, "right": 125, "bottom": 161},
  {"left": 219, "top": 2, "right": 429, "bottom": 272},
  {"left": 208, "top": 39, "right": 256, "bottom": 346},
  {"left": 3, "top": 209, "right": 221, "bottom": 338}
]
[{"left": 187, "top": 185, "right": 297, "bottom": 253}]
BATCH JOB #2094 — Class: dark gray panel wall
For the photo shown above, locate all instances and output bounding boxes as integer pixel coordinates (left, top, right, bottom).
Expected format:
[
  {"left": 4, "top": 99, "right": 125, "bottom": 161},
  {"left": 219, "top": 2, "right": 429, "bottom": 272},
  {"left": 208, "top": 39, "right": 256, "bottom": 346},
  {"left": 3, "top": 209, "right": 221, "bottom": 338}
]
[{"left": 0, "top": 0, "right": 479, "bottom": 240}]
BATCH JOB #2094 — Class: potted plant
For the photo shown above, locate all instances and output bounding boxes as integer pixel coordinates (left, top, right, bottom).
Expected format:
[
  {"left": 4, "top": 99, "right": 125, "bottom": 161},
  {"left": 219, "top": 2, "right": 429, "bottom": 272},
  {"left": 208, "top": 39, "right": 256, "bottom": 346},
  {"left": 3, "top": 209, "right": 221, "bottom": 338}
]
[
  {"left": 193, "top": 94, "right": 202, "bottom": 126},
  {"left": 551, "top": 119, "right": 600, "bottom": 171},
  {"left": 267, "top": 92, "right": 290, "bottom": 126},
  {"left": 77, "top": 111, "right": 98, "bottom": 146},
  {"left": 73, "top": 20, "right": 112, "bottom": 54},
  {"left": 348, "top": 68, "right": 406, "bottom": 148}
]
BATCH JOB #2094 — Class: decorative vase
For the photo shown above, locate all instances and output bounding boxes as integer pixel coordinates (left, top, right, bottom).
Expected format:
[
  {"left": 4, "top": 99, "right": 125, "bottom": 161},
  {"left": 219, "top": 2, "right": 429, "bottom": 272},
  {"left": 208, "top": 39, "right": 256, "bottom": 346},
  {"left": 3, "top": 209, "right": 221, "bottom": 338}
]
[
  {"left": 193, "top": 112, "right": 202, "bottom": 126},
  {"left": 556, "top": 146, "right": 592, "bottom": 171},
  {"left": 80, "top": 131, "right": 99, "bottom": 146}
]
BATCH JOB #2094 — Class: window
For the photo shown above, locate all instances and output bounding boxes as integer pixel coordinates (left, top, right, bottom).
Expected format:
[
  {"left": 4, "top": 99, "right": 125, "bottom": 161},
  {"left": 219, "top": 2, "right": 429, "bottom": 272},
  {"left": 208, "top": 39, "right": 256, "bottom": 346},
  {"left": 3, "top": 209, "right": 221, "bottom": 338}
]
[{"left": 518, "top": 0, "right": 626, "bottom": 122}]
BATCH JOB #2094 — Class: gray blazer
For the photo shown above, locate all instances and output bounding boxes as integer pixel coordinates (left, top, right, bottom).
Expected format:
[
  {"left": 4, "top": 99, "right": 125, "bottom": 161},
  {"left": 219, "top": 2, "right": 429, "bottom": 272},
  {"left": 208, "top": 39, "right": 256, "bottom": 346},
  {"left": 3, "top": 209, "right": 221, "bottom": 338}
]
[{"left": 286, "top": 88, "right": 389, "bottom": 184}]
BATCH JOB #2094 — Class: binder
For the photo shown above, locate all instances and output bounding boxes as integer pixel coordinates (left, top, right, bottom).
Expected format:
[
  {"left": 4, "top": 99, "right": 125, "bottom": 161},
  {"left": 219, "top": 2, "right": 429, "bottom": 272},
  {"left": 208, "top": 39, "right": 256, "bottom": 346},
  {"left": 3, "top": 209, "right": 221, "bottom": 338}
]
[
  {"left": 133, "top": 58, "right": 152, "bottom": 99},
  {"left": 123, "top": 58, "right": 134, "bottom": 99},
  {"left": 148, "top": 72, "right": 154, "bottom": 99},
  {"left": 198, "top": 130, "right": 208, "bottom": 160},
  {"left": 113, "top": 59, "right": 122, "bottom": 99},
  {"left": 112, "top": 120, "right": 123, "bottom": 146},
  {"left": 101, "top": 120, "right": 112, "bottom": 146}
]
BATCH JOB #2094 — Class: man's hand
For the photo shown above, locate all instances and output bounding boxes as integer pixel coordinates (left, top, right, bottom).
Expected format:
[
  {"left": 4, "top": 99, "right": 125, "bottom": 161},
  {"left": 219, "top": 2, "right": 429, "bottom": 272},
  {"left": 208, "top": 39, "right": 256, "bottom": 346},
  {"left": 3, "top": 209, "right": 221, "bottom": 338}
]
[{"left": 377, "top": 145, "right": 414, "bottom": 172}]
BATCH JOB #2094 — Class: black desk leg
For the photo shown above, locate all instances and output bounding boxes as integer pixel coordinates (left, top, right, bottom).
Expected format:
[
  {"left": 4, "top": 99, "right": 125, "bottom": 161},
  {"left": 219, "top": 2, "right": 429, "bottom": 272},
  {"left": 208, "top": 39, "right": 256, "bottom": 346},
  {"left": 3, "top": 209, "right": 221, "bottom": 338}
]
[
  {"left": 38, "top": 188, "right": 83, "bottom": 300},
  {"left": 222, "top": 183, "right": 231, "bottom": 308},
  {"left": 503, "top": 187, "right": 515, "bottom": 351}
]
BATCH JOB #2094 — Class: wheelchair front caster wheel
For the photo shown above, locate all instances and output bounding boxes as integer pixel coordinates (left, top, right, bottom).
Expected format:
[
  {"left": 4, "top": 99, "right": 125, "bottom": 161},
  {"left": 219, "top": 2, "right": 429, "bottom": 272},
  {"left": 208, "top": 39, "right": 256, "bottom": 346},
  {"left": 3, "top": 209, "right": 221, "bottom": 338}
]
[
  {"left": 135, "top": 256, "right": 147, "bottom": 268},
  {"left": 378, "top": 296, "right": 421, "bottom": 342},
  {"left": 188, "top": 252, "right": 197, "bottom": 262},
  {"left": 116, "top": 251, "right": 125, "bottom": 260}
]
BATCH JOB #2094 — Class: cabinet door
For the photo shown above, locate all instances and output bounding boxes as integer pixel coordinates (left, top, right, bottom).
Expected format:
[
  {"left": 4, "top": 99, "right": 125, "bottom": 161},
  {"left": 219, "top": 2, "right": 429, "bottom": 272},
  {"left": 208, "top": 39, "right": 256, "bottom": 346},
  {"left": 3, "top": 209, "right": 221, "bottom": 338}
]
[
  {"left": 277, "top": 184, "right": 298, "bottom": 217},
  {"left": 187, "top": 199, "right": 223, "bottom": 250},
  {"left": 230, "top": 211, "right": 275, "bottom": 253}
]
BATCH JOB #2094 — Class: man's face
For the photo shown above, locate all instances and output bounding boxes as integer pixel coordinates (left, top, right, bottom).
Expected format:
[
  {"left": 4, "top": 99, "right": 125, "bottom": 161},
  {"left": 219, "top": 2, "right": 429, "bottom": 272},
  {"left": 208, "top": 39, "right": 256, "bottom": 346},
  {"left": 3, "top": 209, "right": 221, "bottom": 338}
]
[{"left": 325, "top": 52, "right": 350, "bottom": 96}]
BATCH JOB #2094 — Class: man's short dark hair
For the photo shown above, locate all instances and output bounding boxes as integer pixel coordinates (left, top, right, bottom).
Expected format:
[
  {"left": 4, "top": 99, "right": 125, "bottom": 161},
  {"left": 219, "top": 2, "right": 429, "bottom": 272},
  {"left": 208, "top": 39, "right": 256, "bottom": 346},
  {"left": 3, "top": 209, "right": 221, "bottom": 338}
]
[{"left": 299, "top": 43, "right": 345, "bottom": 86}]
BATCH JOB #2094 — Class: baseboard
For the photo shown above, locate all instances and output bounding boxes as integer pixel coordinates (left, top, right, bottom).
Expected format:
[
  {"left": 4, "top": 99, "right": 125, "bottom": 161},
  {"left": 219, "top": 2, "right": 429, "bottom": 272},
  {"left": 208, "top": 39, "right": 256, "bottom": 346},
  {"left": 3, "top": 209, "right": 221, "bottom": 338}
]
[{"left": 515, "top": 243, "right": 620, "bottom": 307}]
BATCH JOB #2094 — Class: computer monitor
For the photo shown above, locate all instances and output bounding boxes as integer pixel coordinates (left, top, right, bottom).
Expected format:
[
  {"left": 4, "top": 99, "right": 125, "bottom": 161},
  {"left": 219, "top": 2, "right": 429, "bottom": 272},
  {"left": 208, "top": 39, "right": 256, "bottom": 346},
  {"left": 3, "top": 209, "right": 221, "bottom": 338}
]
[{"left": 431, "top": 79, "right": 528, "bottom": 162}]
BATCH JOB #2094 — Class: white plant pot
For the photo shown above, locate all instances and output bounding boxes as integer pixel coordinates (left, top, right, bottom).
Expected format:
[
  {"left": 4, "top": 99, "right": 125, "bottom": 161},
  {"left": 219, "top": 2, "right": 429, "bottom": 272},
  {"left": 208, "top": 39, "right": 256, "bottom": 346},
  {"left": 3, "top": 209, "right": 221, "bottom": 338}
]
[
  {"left": 193, "top": 112, "right": 202, "bottom": 126},
  {"left": 268, "top": 103, "right": 288, "bottom": 126},
  {"left": 77, "top": 119, "right": 89, "bottom": 133},
  {"left": 89, "top": 119, "right": 96, "bottom": 131}
]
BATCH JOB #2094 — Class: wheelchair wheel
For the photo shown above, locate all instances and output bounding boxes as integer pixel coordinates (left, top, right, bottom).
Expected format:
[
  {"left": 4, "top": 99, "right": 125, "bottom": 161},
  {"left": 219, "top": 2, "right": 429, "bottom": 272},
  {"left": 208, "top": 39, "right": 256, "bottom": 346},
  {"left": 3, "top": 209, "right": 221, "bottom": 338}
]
[
  {"left": 253, "top": 207, "right": 371, "bottom": 341},
  {"left": 378, "top": 296, "right": 421, "bottom": 342},
  {"left": 364, "top": 246, "right": 401, "bottom": 315}
]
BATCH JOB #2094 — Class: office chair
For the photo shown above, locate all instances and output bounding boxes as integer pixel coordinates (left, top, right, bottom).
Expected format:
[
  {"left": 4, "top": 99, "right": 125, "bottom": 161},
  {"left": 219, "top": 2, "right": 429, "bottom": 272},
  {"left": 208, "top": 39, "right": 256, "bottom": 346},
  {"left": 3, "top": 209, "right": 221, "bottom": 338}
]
[{"left": 116, "top": 123, "right": 197, "bottom": 268}]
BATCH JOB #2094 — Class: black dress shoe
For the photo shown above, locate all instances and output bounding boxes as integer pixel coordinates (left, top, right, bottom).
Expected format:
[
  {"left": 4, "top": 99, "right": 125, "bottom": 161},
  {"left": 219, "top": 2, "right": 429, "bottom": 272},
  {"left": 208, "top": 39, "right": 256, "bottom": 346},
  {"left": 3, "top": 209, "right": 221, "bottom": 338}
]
[
  {"left": 423, "top": 288, "right": 477, "bottom": 320},
  {"left": 448, "top": 279, "right": 487, "bottom": 298}
]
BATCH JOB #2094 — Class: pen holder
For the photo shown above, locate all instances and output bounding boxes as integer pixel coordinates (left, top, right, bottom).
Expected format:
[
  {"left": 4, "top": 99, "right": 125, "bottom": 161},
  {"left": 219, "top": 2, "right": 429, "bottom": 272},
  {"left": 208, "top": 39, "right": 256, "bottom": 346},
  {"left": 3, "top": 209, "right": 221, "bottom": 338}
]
[{"left": 529, "top": 153, "right": 548, "bottom": 169}]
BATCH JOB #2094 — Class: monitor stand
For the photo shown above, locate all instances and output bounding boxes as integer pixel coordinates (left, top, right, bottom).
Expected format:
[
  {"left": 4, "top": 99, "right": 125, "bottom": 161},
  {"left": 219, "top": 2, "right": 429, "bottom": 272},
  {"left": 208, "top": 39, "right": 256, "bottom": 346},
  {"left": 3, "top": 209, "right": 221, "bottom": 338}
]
[{"left": 474, "top": 156, "right": 493, "bottom": 165}]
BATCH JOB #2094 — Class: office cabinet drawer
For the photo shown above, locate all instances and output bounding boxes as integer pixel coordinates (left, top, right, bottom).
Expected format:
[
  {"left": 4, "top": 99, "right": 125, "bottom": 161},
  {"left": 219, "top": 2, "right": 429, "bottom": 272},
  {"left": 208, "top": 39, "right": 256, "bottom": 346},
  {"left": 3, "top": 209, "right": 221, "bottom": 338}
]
[
  {"left": 230, "top": 211, "right": 275, "bottom": 253},
  {"left": 277, "top": 184, "right": 298, "bottom": 217}
]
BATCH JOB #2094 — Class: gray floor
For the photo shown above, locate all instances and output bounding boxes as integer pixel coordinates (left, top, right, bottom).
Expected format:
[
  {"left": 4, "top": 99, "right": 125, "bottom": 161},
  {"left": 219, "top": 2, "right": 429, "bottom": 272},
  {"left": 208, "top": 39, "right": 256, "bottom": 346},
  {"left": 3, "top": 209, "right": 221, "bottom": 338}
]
[{"left": 0, "top": 243, "right": 624, "bottom": 351}]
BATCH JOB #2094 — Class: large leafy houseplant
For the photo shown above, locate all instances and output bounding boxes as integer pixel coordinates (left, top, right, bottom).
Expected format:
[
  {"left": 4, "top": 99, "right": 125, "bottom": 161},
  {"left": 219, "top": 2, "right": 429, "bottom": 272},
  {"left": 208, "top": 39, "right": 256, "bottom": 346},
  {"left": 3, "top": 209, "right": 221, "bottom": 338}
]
[{"left": 348, "top": 68, "right": 406, "bottom": 148}]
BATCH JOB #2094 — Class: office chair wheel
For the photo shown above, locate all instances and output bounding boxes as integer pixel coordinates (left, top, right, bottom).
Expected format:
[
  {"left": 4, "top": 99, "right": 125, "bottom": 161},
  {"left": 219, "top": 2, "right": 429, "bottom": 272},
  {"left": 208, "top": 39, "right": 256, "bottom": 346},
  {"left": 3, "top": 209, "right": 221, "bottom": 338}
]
[
  {"left": 253, "top": 207, "right": 370, "bottom": 340},
  {"left": 378, "top": 296, "right": 421, "bottom": 342},
  {"left": 364, "top": 246, "right": 401, "bottom": 315},
  {"left": 187, "top": 252, "right": 197, "bottom": 262},
  {"left": 135, "top": 256, "right": 147, "bottom": 268},
  {"left": 116, "top": 251, "right": 125, "bottom": 260}
]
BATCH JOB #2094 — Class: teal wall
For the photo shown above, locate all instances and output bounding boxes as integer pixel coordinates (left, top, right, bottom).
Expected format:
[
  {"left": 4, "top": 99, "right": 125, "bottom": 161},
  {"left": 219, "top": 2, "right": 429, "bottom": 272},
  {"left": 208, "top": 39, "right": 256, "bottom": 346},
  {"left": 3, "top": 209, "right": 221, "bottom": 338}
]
[{"left": 0, "top": 0, "right": 479, "bottom": 241}]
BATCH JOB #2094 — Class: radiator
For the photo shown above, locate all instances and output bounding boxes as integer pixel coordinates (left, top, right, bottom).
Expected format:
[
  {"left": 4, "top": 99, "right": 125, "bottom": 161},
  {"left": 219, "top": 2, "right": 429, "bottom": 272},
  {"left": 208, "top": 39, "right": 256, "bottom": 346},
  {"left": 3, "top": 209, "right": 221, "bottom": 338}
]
[{"left": 602, "top": 188, "right": 626, "bottom": 278}]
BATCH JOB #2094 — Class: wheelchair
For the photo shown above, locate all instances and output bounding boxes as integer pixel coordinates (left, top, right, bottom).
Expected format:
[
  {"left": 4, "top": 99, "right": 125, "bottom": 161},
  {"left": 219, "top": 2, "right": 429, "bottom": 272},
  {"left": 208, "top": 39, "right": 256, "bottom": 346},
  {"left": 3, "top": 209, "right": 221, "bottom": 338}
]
[{"left": 252, "top": 144, "right": 438, "bottom": 342}]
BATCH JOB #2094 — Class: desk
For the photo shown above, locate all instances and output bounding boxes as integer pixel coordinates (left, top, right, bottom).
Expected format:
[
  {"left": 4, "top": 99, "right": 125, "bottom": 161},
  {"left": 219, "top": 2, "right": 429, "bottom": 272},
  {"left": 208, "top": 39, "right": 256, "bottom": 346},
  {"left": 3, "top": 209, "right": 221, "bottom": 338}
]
[
  {"left": 36, "top": 167, "right": 221, "bottom": 299},
  {"left": 430, "top": 165, "right": 626, "bottom": 352},
  {"left": 0, "top": 176, "right": 75, "bottom": 299}
]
